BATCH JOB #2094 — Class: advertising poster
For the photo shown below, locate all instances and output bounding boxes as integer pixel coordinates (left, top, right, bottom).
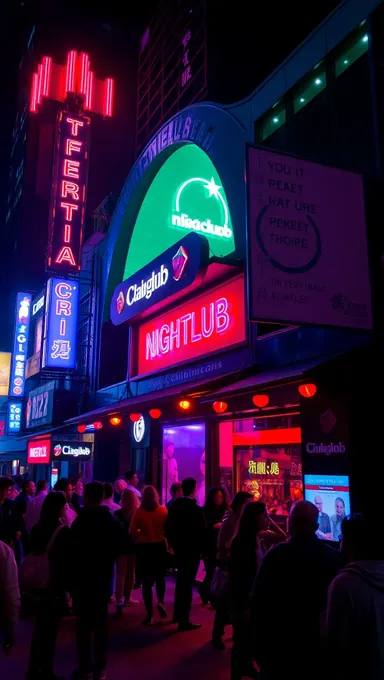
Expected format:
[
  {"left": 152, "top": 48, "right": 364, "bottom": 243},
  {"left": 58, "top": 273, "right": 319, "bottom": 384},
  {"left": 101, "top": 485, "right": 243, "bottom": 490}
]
[
  {"left": 27, "top": 439, "right": 51, "bottom": 464},
  {"left": 247, "top": 146, "right": 372, "bottom": 329},
  {"left": 301, "top": 390, "right": 349, "bottom": 474},
  {"left": 304, "top": 474, "right": 350, "bottom": 542},
  {"left": 0, "top": 352, "right": 11, "bottom": 396},
  {"left": 25, "top": 381, "right": 55, "bottom": 429}
]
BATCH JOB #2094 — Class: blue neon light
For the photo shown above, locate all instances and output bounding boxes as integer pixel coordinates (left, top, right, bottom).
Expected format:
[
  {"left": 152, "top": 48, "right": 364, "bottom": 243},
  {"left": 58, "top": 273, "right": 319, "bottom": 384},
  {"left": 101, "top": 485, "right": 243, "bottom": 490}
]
[
  {"left": 7, "top": 401, "right": 22, "bottom": 434},
  {"left": 42, "top": 278, "right": 79, "bottom": 370},
  {"left": 9, "top": 292, "right": 32, "bottom": 397}
]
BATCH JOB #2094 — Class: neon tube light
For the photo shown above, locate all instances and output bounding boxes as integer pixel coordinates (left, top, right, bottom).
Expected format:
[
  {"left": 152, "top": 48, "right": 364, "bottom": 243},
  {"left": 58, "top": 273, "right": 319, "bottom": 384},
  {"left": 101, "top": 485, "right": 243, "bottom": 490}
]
[
  {"left": 104, "top": 78, "right": 114, "bottom": 117},
  {"left": 79, "top": 52, "right": 90, "bottom": 95},
  {"left": 36, "top": 64, "right": 43, "bottom": 104},
  {"left": 65, "top": 50, "right": 77, "bottom": 94},
  {"left": 42, "top": 56, "right": 52, "bottom": 97},
  {"left": 30, "top": 72, "right": 38, "bottom": 112},
  {"left": 85, "top": 70, "right": 94, "bottom": 110}
]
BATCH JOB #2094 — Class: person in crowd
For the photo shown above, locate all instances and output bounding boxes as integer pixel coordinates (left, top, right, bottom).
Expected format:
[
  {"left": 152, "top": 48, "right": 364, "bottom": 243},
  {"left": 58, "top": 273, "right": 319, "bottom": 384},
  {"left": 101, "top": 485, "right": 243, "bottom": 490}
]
[
  {"left": 71, "top": 482, "right": 123, "bottom": 680},
  {"left": 129, "top": 485, "right": 168, "bottom": 625},
  {"left": 125, "top": 471, "right": 142, "bottom": 499},
  {"left": 101, "top": 482, "right": 121, "bottom": 513},
  {"left": 115, "top": 478, "right": 127, "bottom": 500},
  {"left": 229, "top": 502, "right": 268, "bottom": 680},
  {"left": 14, "top": 478, "right": 36, "bottom": 554},
  {"left": 115, "top": 490, "right": 140, "bottom": 614},
  {"left": 0, "top": 477, "right": 16, "bottom": 546},
  {"left": 199, "top": 487, "right": 229, "bottom": 605},
  {"left": 251, "top": 500, "right": 341, "bottom": 680},
  {"left": 163, "top": 441, "right": 179, "bottom": 502},
  {"left": 54, "top": 479, "right": 77, "bottom": 527},
  {"left": 314, "top": 494, "right": 332, "bottom": 539},
  {"left": 71, "top": 479, "right": 84, "bottom": 515},
  {"left": 166, "top": 477, "right": 205, "bottom": 631},
  {"left": 330, "top": 497, "right": 346, "bottom": 542},
  {"left": 166, "top": 482, "right": 183, "bottom": 510},
  {"left": 26, "top": 480, "right": 48, "bottom": 534},
  {"left": 27, "top": 491, "right": 71, "bottom": 680},
  {"left": 212, "top": 491, "right": 253, "bottom": 650},
  {"left": 325, "top": 514, "right": 384, "bottom": 680},
  {"left": 9, "top": 484, "right": 20, "bottom": 500},
  {"left": 0, "top": 539, "right": 20, "bottom": 654}
]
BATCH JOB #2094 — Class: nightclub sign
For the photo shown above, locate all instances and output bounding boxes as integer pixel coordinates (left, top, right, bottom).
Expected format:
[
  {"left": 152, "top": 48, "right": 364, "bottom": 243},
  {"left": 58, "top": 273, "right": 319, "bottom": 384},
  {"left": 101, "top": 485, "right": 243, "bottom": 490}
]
[
  {"left": 27, "top": 438, "right": 51, "bottom": 464},
  {"left": 171, "top": 177, "right": 232, "bottom": 240},
  {"left": 9, "top": 292, "right": 32, "bottom": 397},
  {"left": 111, "top": 233, "right": 209, "bottom": 325},
  {"left": 52, "top": 440, "right": 93, "bottom": 462},
  {"left": 42, "top": 278, "right": 79, "bottom": 370},
  {"left": 7, "top": 402, "right": 22, "bottom": 434},
  {"left": 48, "top": 112, "right": 91, "bottom": 272},
  {"left": 25, "top": 380, "right": 55, "bottom": 429},
  {"left": 131, "top": 275, "right": 246, "bottom": 378}
]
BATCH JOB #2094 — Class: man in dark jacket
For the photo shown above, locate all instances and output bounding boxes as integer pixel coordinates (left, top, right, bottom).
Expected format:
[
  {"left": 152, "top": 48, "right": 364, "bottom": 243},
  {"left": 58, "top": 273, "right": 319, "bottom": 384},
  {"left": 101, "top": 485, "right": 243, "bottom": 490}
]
[
  {"left": 71, "top": 482, "right": 123, "bottom": 680},
  {"left": 251, "top": 500, "right": 341, "bottom": 680},
  {"left": 166, "top": 477, "right": 205, "bottom": 631}
]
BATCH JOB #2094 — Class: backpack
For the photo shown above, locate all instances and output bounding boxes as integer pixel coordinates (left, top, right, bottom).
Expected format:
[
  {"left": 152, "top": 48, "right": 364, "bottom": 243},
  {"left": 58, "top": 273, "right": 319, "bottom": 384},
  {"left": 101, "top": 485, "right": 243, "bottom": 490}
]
[{"left": 19, "top": 524, "right": 64, "bottom": 592}]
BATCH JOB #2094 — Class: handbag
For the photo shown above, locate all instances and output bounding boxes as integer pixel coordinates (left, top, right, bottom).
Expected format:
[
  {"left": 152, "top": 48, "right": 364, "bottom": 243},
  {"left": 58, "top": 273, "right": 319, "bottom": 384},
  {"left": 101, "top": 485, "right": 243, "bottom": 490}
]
[
  {"left": 210, "top": 566, "right": 230, "bottom": 601},
  {"left": 19, "top": 524, "right": 64, "bottom": 592}
]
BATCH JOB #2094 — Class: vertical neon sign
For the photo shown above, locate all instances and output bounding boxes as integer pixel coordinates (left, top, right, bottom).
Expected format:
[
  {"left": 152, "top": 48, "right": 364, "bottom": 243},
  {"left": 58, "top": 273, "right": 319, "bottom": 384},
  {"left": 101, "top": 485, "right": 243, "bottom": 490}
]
[
  {"left": 42, "top": 278, "right": 79, "bottom": 370},
  {"left": 9, "top": 292, "right": 32, "bottom": 397},
  {"left": 48, "top": 112, "right": 91, "bottom": 272}
]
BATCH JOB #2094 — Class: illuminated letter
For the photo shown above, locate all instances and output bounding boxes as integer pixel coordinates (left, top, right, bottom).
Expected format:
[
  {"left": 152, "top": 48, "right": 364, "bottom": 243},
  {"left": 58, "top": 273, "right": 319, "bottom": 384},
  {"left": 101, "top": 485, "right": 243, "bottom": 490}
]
[
  {"left": 61, "top": 180, "right": 80, "bottom": 200},
  {"left": 64, "top": 224, "right": 71, "bottom": 243},
  {"left": 60, "top": 202, "right": 78, "bottom": 221},
  {"left": 65, "top": 139, "right": 82, "bottom": 156},
  {"left": 55, "top": 246, "right": 76, "bottom": 266},
  {"left": 56, "top": 300, "right": 72, "bottom": 316},
  {"left": 180, "top": 314, "right": 191, "bottom": 345},
  {"left": 169, "top": 319, "right": 180, "bottom": 351},
  {"left": 60, "top": 319, "right": 66, "bottom": 336},
  {"left": 191, "top": 312, "right": 202, "bottom": 343},
  {"left": 202, "top": 303, "right": 214, "bottom": 338},
  {"left": 159, "top": 324, "right": 170, "bottom": 355},
  {"left": 146, "top": 331, "right": 158, "bottom": 360},
  {"left": 55, "top": 282, "right": 72, "bottom": 299},
  {"left": 66, "top": 117, "right": 84, "bottom": 136},
  {"left": 215, "top": 297, "right": 230, "bottom": 333},
  {"left": 63, "top": 159, "right": 80, "bottom": 179}
]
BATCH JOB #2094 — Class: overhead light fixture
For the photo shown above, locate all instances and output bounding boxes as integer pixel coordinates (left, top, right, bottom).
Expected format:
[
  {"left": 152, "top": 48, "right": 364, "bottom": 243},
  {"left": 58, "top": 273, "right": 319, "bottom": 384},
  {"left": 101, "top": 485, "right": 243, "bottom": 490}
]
[
  {"left": 93, "top": 421, "right": 103, "bottom": 430},
  {"left": 298, "top": 383, "right": 317, "bottom": 398},
  {"left": 129, "top": 413, "right": 141, "bottom": 423},
  {"left": 77, "top": 424, "right": 86, "bottom": 433},
  {"left": 178, "top": 399, "right": 192, "bottom": 411},
  {"left": 213, "top": 401, "right": 228, "bottom": 414},
  {"left": 109, "top": 416, "right": 122, "bottom": 426},
  {"left": 252, "top": 394, "right": 270, "bottom": 408},
  {"left": 149, "top": 409, "right": 162, "bottom": 419},
  {"left": 314, "top": 78, "right": 322, "bottom": 86}
]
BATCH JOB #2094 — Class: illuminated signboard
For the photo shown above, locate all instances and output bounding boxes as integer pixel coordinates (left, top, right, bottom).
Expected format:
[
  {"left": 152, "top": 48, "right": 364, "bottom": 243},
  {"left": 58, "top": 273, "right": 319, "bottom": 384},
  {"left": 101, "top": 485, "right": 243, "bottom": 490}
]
[
  {"left": 42, "top": 278, "right": 79, "bottom": 370},
  {"left": 32, "top": 291, "right": 45, "bottom": 317},
  {"left": 9, "top": 292, "right": 32, "bottom": 397},
  {"left": 111, "top": 233, "right": 208, "bottom": 326},
  {"left": 27, "top": 439, "right": 51, "bottom": 464},
  {"left": 171, "top": 176, "right": 232, "bottom": 241},
  {"left": 52, "top": 440, "right": 93, "bottom": 462},
  {"left": 248, "top": 460, "right": 280, "bottom": 475},
  {"left": 132, "top": 275, "right": 246, "bottom": 378},
  {"left": 26, "top": 381, "right": 55, "bottom": 429},
  {"left": 0, "top": 353, "right": 11, "bottom": 396},
  {"left": 7, "top": 402, "right": 22, "bottom": 434},
  {"left": 48, "top": 112, "right": 91, "bottom": 272}
]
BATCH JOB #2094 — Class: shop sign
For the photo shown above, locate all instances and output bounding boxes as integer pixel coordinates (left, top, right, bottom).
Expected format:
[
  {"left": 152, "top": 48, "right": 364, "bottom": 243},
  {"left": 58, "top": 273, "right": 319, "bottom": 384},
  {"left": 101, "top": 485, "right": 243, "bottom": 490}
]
[
  {"left": 42, "top": 278, "right": 79, "bottom": 370},
  {"left": 171, "top": 177, "right": 232, "bottom": 240},
  {"left": 52, "top": 441, "right": 93, "bottom": 461},
  {"left": 7, "top": 402, "right": 22, "bottom": 434},
  {"left": 0, "top": 352, "right": 11, "bottom": 396},
  {"left": 132, "top": 275, "right": 246, "bottom": 378},
  {"left": 28, "top": 438, "right": 51, "bottom": 464},
  {"left": 247, "top": 146, "right": 372, "bottom": 329},
  {"left": 248, "top": 460, "right": 280, "bottom": 475},
  {"left": 9, "top": 292, "right": 32, "bottom": 397},
  {"left": 32, "top": 291, "right": 45, "bottom": 317},
  {"left": 130, "top": 414, "right": 150, "bottom": 447},
  {"left": 25, "top": 381, "right": 55, "bottom": 429},
  {"left": 133, "top": 415, "right": 145, "bottom": 443},
  {"left": 25, "top": 351, "right": 41, "bottom": 379},
  {"left": 301, "top": 390, "right": 349, "bottom": 470},
  {"left": 47, "top": 112, "right": 91, "bottom": 272},
  {"left": 111, "top": 233, "right": 208, "bottom": 326}
]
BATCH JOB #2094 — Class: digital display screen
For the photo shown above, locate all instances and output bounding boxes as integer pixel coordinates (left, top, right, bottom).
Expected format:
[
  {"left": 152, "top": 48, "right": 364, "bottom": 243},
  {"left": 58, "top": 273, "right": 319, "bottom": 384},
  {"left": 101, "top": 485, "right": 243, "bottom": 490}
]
[{"left": 304, "top": 474, "right": 350, "bottom": 542}]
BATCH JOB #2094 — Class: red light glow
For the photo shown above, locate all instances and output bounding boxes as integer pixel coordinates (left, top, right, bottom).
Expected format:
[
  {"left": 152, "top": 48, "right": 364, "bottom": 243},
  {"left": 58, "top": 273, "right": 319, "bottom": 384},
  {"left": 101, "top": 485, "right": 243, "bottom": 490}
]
[
  {"left": 149, "top": 409, "right": 162, "bottom": 419},
  {"left": 85, "top": 70, "right": 94, "bottom": 110},
  {"left": 77, "top": 424, "right": 86, "bottom": 433},
  {"left": 213, "top": 401, "right": 228, "bottom": 414},
  {"left": 37, "top": 63, "right": 43, "bottom": 104},
  {"left": 252, "top": 394, "right": 270, "bottom": 408},
  {"left": 30, "top": 72, "right": 39, "bottom": 112},
  {"left": 298, "top": 383, "right": 317, "bottom": 398},
  {"left": 233, "top": 427, "right": 301, "bottom": 446},
  {"left": 104, "top": 78, "right": 114, "bottom": 117},
  {"left": 93, "top": 421, "right": 103, "bottom": 430},
  {"left": 129, "top": 413, "right": 141, "bottom": 423},
  {"left": 178, "top": 399, "right": 192, "bottom": 411},
  {"left": 42, "top": 56, "right": 52, "bottom": 97},
  {"left": 65, "top": 50, "right": 77, "bottom": 94},
  {"left": 79, "top": 52, "right": 90, "bottom": 95},
  {"left": 110, "top": 416, "right": 122, "bottom": 426}
]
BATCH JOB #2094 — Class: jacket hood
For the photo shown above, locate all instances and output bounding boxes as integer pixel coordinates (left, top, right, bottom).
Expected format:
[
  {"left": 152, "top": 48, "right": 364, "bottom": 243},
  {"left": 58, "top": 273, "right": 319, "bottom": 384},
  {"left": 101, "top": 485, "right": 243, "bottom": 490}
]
[{"left": 344, "top": 561, "right": 384, "bottom": 592}]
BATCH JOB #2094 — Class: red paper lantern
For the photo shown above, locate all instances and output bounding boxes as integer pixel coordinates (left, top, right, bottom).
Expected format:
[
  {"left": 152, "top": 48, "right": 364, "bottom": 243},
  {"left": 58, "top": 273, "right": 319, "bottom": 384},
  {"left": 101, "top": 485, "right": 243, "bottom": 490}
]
[
  {"left": 149, "top": 409, "right": 162, "bottom": 419},
  {"left": 77, "top": 424, "right": 86, "bottom": 433},
  {"left": 109, "top": 416, "right": 122, "bottom": 426},
  {"left": 298, "top": 383, "right": 317, "bottom": 398},
  {"left": 213, "top": 400, "right": 228, "bottom": 414},
  {"left": 129, "top": 413, "right": 141, "bottom": 423},
  {"left": 178, "top": 399, "right": 192, "bottom": 411},
  {"left": 93, "top": 421, "right": 103, "bottom": 430},
  {"left": 252, "top": 394, "right": 270, "bottom": 408}
]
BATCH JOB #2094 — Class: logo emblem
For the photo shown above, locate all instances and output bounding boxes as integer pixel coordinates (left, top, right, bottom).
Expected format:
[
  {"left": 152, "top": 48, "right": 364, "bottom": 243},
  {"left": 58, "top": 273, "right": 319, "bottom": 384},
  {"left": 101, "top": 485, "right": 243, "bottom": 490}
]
[
  {"left": 133, "top": 415, "right": 145, "bottom": 443},
  {"left": 171, "top": 177, "right": 232, "bottom": 239},
  {"left": 172, "top": 245, "right": 188, "bottom": 281},
  {"left": 53, "top": 444, "right": 62, "bottom": 457},
  {"left": 116, "top": 291, "right": 125, "bottom": 315}
]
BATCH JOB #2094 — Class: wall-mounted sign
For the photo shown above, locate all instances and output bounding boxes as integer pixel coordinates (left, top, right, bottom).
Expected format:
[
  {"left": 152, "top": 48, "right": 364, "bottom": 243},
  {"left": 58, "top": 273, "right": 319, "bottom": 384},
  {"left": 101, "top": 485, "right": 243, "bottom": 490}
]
[
  {"left": 132, "top": 275, "right": 246, "bottom": 378},
  {"left": 27, "top": 438, "right": 51, "bottom": 464},
  {"left": 32, "top": 292, "right": 45, "bottom": 317},
  {"left": 133, "top": 415, "right": 145, "bottom": 443},
  {"left": 25, "top": 352, "right": 41, "bottom": 380},
  {"left": 111, "top": 233, "right": 208, "bottom": 326},
  {"left": 171, "top": 177, "right": 232, "bottom": 241},
  {"left": 47, "top": 112, "right": 91, "bottom": 272},
  {"left": 25, "top": 381, "right": 55, "bottom": 429},
  {"left": 247, "top": 146, "right": 372, "bottom": 329},
  {"left": 9, "top": 292, "right": 32, "bottom": 397},
  {"left": 0, "top": 353, "right": 11, "bottom": 396},
  {"left": 7, "top": 402, "right": 22, "bottom": 434},
  {"left": 52, "top": 440, "right": 93, "bottom": 461},
  {"left": 248, "top": 460, "right": 280, "bottom": 475},
  {"left": 42, "top": 278, "right": 79, "bottom": 370}
]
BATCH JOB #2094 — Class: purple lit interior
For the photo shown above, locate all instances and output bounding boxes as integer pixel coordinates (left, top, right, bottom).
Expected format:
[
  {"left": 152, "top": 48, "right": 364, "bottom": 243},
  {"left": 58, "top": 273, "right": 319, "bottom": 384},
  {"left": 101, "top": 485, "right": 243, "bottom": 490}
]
[{"left": 162, "top": 423, "right": 206, "bottom": 504}]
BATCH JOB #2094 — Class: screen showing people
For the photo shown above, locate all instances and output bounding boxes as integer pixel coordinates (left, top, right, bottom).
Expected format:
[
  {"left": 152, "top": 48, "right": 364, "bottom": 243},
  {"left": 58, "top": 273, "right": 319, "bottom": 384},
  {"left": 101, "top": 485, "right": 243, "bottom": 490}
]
[
  {"left": 304, "top": 474, "right": 350, "bottom": 542},
  {"left": 162, "top": 424, "right": 206, "bottom": 505}
]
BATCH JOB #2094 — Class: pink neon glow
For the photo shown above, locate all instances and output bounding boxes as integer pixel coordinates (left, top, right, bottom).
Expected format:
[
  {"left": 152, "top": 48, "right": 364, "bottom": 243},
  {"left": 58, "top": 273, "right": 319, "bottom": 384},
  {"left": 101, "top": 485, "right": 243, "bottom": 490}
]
[
  {"left": 37, "top": 64, "right": 43, "bottom": 104},
  {"left": 55, "top": 246, "right": 76, "bottom": 266},
  {"left": 63, "top": 159, "right": 80, "bottom": 179},
  {"left": 85, "top": 70, "right": 94, "bottom": 109},
  {"left": 42, "top": 56, "right": 52, "bottom": 97},
  {"left": 55, "top": 282, "right": 72, "bottom": 298},
  {"left": 64, "top": 224, "right": 71, "bottom": 242},
  {"left": 56, "top": 300, "right": 71, "bottom": 315},
  {"left": 104, "top": 78, "right": 114, "bottom": 117},
  {"left": 65, "top": 138, "right": 82, "bottom": 156},
  {"left": 61, "top": 180, "right": 80, "bottom": 201},
  {"left": 60, "top": 319, "right": 66, "bottom": 336},
  {"left": 66, "top": 117, "right": 84, "bottom": 136},
  {"left": 79, "top": 52, "right": 90, "bottom": 95},
  {"left": 65, "top": 50, "right": 77, "bottom": 93},
  {"left": 30, "top": 72, "right": 39, "bottom": 112},
  {"left": 60, "top": 202, "right": 78, "bottom": 221}
]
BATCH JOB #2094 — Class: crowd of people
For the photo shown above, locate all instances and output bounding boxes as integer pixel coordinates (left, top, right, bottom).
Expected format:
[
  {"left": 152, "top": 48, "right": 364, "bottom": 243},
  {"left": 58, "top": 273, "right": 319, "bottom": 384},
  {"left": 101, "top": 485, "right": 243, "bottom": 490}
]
[{"left": 1, "top": 471, "right": 384, "bottom": 680}]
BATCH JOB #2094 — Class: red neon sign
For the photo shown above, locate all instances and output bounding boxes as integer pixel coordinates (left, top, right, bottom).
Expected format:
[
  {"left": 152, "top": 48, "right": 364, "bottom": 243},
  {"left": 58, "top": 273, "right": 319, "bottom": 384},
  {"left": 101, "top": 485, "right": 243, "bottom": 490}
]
[
  {"left": 132, "top": 276, "right": 246, "bottom": 378},
  {"left": 48, "top": 112, "right": 90, "bottom": 272},
  {"left": 27, "top": 438, "right": 51, "bottom": 464}
]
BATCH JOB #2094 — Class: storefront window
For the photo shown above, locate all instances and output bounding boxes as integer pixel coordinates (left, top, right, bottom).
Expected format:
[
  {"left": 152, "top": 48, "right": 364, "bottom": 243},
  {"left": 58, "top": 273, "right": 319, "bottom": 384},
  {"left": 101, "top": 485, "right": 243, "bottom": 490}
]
[{"left": 162, "top": 423, "right": 206, "bottom": 505}]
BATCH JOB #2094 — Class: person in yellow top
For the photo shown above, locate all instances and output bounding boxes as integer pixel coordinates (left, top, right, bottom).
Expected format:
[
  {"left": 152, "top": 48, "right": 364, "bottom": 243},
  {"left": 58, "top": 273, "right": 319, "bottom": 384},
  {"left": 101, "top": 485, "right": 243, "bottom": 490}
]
[{"left": 130, "top": 486, "right": 168, "bottom": 625}]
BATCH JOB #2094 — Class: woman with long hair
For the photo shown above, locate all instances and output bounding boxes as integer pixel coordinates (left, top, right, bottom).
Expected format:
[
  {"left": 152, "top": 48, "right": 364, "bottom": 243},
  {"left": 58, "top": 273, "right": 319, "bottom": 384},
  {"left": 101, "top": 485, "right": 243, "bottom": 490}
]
[
  {"left": 200, "top": 487, "right": 229, "bottom": 605},
  {"left": 129, "top": 485, "right": 168, "bottom": 625},
  {"left": 115, "top": 490, "right": 140, "bottom": 614},
  {"left": 229, "top": 501, "right": 269, "bottom": 680},
  {"left": 27, "top": 491, "right": 71, "bottom": 680}
]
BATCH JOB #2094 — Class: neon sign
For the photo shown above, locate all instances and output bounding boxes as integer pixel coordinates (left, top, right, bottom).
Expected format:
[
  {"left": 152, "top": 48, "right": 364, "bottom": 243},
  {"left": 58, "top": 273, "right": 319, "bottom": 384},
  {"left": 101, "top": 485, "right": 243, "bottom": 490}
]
[
  {"left": 132, "top": 275, "right": 246, "bottom": 378},
  {"left": 171, "top": 177, "right": 232, "bottom": 239},
  {"left": 42, "top": 278, "right": 79, "bottom": 370},
  {"left": 248, "top": 461, "right": 280, "bottom": 475},
  {"left": 111, "top": 233, "right": 208, "bottom": 326},
  {"left": 48, "top": 112, "right": 90, "bottom": 272},
  {"left": 7, "top": 402, "right": 22, "bottom": 434},
  {"left": 9, "top": 292, "right": 32, "bottom": 397},
  {"left": 27, "top": 439, "right": 51, "bottom": 464},
  {"left": 52, "top": 442, "right": 93, "bottom": 461}
]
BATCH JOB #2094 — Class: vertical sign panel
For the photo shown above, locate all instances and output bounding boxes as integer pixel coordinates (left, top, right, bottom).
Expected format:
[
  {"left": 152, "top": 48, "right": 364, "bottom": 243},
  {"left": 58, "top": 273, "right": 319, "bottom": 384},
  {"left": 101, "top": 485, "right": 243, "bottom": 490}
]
[
  {"left": 42, "top": 278, "right": 79, "bottom": 369},
  {"left": 48, "top": 112, "right": 91, "bottom": 272},
  {"left": 9, "top": 292, "right": 32, "bottom": 397},
  {"left": 7, "top": 401, "right": 22, "bottom": 434}
]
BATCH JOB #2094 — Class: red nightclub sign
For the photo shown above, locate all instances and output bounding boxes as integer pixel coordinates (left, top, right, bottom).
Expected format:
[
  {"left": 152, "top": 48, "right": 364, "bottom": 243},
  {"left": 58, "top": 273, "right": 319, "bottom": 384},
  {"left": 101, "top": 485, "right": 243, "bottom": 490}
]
[
  {"left": 48, "top": 111, "right": 91, "bottom": 272},
  {"left": 27, "top": 438, "right": 51, "bottom": 464},
  {"left": 132, "top": 275, "right": 246, "bottom": 378}
]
